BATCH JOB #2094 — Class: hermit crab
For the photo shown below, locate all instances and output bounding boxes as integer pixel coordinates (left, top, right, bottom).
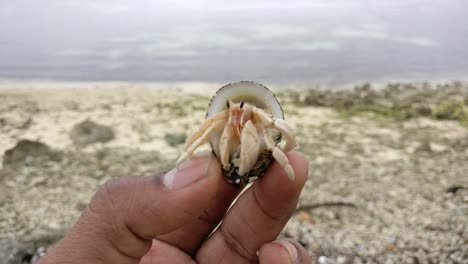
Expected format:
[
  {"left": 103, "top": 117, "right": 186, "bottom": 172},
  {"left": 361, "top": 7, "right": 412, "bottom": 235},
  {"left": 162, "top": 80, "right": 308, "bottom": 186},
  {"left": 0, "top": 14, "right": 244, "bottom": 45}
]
[{"left": 177, "top": 81, "right": 297, "bottom": 185}]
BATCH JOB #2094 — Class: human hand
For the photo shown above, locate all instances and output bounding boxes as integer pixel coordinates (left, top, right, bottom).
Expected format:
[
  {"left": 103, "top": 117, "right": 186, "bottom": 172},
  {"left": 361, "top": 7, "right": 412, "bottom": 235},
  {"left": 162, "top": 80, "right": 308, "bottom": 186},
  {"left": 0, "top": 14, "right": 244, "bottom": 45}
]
[{"left": 37, "top": 150, "right": 311, "bottom": 263}]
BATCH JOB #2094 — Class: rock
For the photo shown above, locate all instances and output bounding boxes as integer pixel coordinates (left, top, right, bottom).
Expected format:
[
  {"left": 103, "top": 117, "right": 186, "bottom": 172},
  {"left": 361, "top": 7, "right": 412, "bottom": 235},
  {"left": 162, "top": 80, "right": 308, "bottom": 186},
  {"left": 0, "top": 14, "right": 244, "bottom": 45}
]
[
  {"left": 69, "top": 120, "right": 114, "bottom": 145},
  {"left": 164, "top": 133, "right": 187, "bottom": 147},
  {"left": 429, "top": 142, "right": 448, "bottom": 153},
  {"left": 0, "top": 169, "right": 14, "bottom": 186},
  {"left": 18, "top": 117, "right": 33, "bottom": 130},
  {"left": 318, "top": 256, "right": 329, "bottom": 264},
  {"left": 2, "top": 140, "right": 56, "bottom": 168},
  {"left": 0, "top": 184, "right": 8, "bottom": 204},
  {"left": 296, "top": 211, "right": 315, "bottom": 224},
  {"left": 0, "top": 235, "right": 61, "bottom": 264},
  {"left": 446, "top": 185, "right": 464, "bottom": 194},
  {"left": 0, "top": 239, "right": 37, "bottom": 264},
  {"left": 0, "top": 239, "right": 18, "bottom": 264}
]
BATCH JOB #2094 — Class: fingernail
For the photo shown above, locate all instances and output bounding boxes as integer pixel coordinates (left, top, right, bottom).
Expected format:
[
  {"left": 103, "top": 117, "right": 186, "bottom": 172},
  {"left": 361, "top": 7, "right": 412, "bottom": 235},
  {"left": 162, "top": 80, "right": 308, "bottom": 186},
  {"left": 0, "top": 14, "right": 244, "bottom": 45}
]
[
  {"left": 163, "top": 151, "right": 214, "bottom": 190},
  {"left": 274, "top": 240, "right": 298, "bottom": 263}
]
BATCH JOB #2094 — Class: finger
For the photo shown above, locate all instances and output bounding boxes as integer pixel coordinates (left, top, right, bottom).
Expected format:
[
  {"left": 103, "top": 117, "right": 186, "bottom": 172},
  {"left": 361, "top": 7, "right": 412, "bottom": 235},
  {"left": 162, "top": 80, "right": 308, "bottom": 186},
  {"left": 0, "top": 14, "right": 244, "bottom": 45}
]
[
  {"left": 157, "top": 178, "right": 239, "bottom": 255},
  {"left": 38, "top": 151, "right": 226, "bottom": 264},
  {"left": 196, "top": 151, "right": 309, "bottom": 263},
  {"left": 140, "top": 240, "right": 195, "bottom": 264},
  {"left": 259, "top": 239, "right": 313, "bottom": 264}
]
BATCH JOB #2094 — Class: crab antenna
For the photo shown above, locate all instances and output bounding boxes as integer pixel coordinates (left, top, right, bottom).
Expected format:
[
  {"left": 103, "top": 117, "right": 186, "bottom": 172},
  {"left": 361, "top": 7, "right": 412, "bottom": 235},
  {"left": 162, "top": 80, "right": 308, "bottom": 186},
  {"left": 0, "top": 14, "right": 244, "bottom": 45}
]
[{"left": 240, "top": 100, "right": 245, "bottom": 109}]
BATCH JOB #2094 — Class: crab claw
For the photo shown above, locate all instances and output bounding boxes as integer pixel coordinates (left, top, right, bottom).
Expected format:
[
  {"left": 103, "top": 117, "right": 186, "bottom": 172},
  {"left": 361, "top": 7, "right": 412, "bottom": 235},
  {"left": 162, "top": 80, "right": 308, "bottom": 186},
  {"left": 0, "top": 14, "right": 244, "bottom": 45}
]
[
  {"left": 273, "top": 119, "right": 297, "bottom": 152},
  {"left": 238, "top": 120, "right": 260, "bottom": 176}
]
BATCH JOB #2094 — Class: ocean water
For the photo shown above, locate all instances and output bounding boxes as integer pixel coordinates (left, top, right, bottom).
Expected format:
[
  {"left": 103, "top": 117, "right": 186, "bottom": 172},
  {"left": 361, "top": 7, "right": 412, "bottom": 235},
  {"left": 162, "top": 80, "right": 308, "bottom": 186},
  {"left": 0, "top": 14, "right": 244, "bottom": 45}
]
[{"left": 1, "top": 0, "right": 468, "bottom": 85}]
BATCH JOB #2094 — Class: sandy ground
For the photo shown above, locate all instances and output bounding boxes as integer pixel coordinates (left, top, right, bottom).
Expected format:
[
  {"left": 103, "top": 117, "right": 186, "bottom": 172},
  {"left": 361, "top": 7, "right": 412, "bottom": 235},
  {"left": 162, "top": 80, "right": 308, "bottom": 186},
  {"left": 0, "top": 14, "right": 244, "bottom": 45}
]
[{"left": 0, "top": 82, "right": 467, "bottom": 263}]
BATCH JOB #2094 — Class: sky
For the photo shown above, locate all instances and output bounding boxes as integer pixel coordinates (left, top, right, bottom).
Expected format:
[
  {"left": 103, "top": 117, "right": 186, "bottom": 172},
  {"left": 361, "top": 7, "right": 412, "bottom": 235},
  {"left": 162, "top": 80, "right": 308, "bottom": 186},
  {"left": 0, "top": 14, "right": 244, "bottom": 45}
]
[{"left": 1, "top": 0, "right": 467, "bottom": 84}]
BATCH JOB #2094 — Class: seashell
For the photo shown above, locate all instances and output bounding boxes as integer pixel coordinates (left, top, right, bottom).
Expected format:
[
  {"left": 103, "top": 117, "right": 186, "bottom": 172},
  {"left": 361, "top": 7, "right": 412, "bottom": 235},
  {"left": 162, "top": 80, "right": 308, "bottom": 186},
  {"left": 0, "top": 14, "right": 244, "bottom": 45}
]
[{"left": 178, "top": 81, "right": 297, "bottom": 186}]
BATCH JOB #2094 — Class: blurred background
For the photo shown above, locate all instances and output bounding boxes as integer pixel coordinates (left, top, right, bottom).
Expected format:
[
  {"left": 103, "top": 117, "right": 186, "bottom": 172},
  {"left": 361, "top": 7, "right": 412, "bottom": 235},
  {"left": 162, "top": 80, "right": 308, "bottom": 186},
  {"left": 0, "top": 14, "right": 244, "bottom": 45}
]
[
  {"left": 0, "top": 1, "right": 467, "bottom": 263},
  {"left": 1, "top": 0, "right": 468, "bottom": 84}
]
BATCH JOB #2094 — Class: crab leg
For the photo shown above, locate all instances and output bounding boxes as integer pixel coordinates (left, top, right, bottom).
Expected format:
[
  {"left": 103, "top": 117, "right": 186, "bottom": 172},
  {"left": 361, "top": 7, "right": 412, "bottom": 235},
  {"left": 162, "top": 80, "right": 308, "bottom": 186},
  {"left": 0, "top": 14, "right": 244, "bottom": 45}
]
[
  {"left": 252, "top": 107, "right": 297, "bottom": 152},
  {"left": 219, "top": 124, "right": 233, "bottom": 170},
  {"left": 177, "top": 120, "right": 225, "bottom": 167},
  {"left": 272, "top": 119, "right": 297, "bottom": 152},
  {"left": 184, "top": 111, "right": 227, "bottom": 150},
  {"left": 260, "top": 126, "right": 295, "bottom": 181},
  {"left": 238, "top": 120, "right": 260, "bottom": 176}
]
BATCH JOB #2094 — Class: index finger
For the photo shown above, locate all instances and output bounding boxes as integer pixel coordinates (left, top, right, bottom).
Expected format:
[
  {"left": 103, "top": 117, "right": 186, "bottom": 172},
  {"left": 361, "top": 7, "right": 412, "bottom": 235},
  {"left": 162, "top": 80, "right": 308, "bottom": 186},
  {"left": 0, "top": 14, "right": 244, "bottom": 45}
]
[{"left": 195, "top": 151, "right": 309, "bottom": 263}]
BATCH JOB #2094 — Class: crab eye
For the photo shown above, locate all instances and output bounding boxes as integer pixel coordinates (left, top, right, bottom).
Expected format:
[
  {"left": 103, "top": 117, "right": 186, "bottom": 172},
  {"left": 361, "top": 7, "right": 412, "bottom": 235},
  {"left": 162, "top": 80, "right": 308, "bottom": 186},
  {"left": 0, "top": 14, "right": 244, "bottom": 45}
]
[
  {"left": 240, "top": 100, "right": 245, "bottom": 109},
  {"left": 226, "top": 100, "right": 230, "bottom": 109}
]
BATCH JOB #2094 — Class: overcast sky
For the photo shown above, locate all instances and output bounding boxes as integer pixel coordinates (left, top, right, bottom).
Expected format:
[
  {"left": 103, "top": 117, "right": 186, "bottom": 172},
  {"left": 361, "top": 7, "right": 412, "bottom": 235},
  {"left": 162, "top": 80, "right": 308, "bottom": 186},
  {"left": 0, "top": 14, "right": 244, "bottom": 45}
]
[{"left": 1, "top": 0, "right": 467, "bottom": 84}]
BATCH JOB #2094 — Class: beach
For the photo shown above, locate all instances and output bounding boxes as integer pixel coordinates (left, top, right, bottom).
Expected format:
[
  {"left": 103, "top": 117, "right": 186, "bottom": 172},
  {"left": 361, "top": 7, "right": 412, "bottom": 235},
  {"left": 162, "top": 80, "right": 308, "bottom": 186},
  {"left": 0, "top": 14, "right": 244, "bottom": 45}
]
[{"left": 0, "top": 82, "right": 467, "bottom": 263}]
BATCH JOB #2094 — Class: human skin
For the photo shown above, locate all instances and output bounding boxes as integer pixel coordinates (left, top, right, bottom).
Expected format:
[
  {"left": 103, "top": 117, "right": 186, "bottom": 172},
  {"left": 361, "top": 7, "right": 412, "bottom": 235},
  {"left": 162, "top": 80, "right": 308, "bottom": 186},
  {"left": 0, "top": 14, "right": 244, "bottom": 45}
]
[{"left": 37, "top": 151, "right": 312, "bottom": 264}]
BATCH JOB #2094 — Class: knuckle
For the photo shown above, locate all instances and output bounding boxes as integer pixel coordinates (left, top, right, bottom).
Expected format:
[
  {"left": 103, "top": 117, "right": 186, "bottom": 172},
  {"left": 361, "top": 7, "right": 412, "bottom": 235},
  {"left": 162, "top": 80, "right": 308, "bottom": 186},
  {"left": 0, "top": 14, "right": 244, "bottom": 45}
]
[
  {"left": 90, "top": 176, "right": 134, "bottom": 214},
  {"left": 252, "top": 186, "right": 284, "bottom": 222},
  {"left": 220, "top": 225, "right": 257, "bottom": 263},
  {"left": 101, "top": 176, "right": 134, "bottom": 198},
  {"left": 86, "top": 176, "right": 148, "bottom": 260}
]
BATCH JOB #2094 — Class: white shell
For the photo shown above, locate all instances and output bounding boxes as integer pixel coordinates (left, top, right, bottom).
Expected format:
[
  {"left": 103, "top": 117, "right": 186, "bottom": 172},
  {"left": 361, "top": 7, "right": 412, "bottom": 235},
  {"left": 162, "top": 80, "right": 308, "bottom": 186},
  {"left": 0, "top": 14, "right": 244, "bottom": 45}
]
[{"left": 207, "top": 81, "right": 284, "bottom": 119}]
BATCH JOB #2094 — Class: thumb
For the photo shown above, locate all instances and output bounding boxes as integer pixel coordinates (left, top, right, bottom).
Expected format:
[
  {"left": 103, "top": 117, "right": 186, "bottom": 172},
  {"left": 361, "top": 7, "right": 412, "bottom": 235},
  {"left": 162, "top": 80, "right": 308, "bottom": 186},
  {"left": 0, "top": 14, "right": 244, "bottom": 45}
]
[
  {"left": 38, "top": 151, "right": 222, "bottom": 263},
  {"left": 259, "top": 239, "right": 314, "bottom": 264}
]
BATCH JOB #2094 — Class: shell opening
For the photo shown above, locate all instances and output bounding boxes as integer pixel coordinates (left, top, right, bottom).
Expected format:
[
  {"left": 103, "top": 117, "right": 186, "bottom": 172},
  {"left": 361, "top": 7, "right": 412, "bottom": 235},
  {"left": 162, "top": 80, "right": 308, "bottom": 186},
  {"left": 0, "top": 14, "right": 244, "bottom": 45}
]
[{"left": 207, "top": 81, "right": 284, "bottom": 120}]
